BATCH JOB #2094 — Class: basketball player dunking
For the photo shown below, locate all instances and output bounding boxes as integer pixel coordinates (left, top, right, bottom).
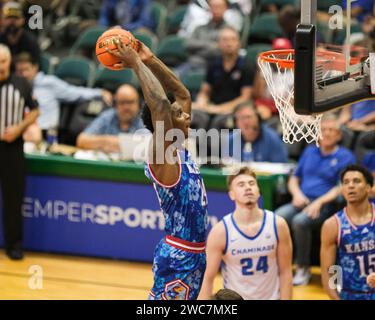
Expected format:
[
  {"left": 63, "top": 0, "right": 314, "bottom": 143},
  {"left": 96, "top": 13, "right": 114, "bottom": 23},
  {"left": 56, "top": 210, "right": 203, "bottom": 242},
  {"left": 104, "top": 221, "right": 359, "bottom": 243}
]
[
  {"left": 198, "top": 167, "right": 293, "bottom": 300},
  {"left": 321, "top": 164, "right": 375, "bottom": 300},
  {"left": 107, "top": 38, "right": 208, "bottom": 300}
]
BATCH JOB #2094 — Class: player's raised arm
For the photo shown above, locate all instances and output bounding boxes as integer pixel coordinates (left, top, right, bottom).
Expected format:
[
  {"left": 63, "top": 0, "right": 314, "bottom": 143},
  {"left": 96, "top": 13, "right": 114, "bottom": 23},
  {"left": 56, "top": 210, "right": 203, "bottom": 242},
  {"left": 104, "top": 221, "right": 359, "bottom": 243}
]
[
  {"left": 275, "top": 216, "right": 293, "bottom": 300},
  {"left": 108, "top": 40, "right": 171, "bottom": 120},
  {"left": 198, "top": 222, "right": 226, "bottom": 300},
  {"left": 137, "top": 41, "right": 192, "bottom": 116},
  {"left": 108, "top": 39, "right": 180, "bottom": 186},
  {"left": 320, "top": 217, "right": 340, "bottom": 300}
]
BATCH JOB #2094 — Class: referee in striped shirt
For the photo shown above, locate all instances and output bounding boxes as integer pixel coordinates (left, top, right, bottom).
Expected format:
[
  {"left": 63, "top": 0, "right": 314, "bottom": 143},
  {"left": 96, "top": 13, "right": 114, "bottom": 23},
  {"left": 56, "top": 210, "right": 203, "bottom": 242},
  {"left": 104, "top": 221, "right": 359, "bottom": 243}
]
[{"left": 0, "top": 44, "right": 39, "bottom": 260}]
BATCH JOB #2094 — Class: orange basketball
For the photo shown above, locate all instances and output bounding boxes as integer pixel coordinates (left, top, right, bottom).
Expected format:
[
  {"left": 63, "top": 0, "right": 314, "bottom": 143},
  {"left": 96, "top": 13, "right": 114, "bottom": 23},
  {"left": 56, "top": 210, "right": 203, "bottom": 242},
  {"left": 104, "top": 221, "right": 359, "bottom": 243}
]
[{"left": 96, "top": 28, "right": 139, "bottom": 70}]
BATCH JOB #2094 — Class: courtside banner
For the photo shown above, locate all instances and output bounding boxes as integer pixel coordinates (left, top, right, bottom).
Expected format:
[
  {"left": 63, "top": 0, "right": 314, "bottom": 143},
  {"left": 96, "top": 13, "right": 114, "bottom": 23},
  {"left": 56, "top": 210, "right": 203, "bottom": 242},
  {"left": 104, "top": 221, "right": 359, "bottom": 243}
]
[{"left": 0, "top": 175, "right": 234, "bottom": 262}]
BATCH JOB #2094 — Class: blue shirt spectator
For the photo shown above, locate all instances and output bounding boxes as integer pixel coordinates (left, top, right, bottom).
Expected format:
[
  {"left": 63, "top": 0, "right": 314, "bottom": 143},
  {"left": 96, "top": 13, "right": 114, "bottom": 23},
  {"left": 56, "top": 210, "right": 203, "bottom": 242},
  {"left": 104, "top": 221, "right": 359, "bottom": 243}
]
[
  {"left": 295, "top": 145, "right": 356, "bottom": 200},
  {"left": 227, "top": 124, "right": 288, "bottom": 163},
  {"left": 15, "top": 54, "right": 109, "bottom": 130},
  {"left": 362, "top": 152, "right": 375, "bottom": 203},
  {"left": 223, "top": 102, "right": 288, "bottom": 163},
  {"left": 99, "top": 0, "right": 155, "bottom": 32},
  {"left": 77, "top": 84, "right": 147, "bottom": 153},
  {"left": 84, "top": 108, "right": 144, "bottom": 135},
  {"left": 363, "top": 152, "right": 375, "bottom": 172},
  {"left": 339, "top": 100, "right": 375, "bottom": 132},
  {"left": 275, "top": 114, "right": 356, "bottom": 284},
  {"left": 343, "top": 0, "right": 374, "bottom": 23},
  {"left": 351, "top": 100, "right": 375, "bottom": 120}
]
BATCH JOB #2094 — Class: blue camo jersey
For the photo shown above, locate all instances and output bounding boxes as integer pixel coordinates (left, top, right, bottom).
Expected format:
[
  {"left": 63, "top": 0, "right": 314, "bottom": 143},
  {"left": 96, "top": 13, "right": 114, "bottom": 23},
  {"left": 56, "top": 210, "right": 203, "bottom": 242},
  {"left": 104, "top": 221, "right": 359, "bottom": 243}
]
[
  {"left": 335, "top": 205, "right": 375, "bottom": 300},
  {"left": 145, "top": 148, "right": 209, "bottom": 300}
]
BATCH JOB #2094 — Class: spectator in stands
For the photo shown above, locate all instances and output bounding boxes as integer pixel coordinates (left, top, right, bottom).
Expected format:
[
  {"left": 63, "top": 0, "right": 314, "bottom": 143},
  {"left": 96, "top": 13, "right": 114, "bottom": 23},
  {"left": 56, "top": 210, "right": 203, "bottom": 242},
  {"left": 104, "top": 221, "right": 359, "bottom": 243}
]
[
  {"left": 278, "top": 5, "right": 325, "bottom": 46},
  {"left": 23, "top": 122, "right": 42, "bottom": 144},
  {"left": 363, "top": 153, "right": 375, "bottom": 202},
  {"left": 278, "top": 5, "right": 300, "bottom": 46},
  {"left": 77, "top": 84, "right": 146, "bottom": 153},
  {"left": 343, "top": 0, "right": 374, "bottom": 23},
  {"left": 339, "top": 101, "right": 375, "bottom": 132},
  {"left": 0, "top": 1, "right": 41, "bottom": 63},
  {"left": 192, "top": 26, "right": 254, "bottom": 130},
  {"left": 98, "top": 0, "right": 155, "bottom": 34},
  {"left": 360, "top": 131, "right": 375, "bottom": 202},
  {"left": 179, "top": 0, "right": 244, "bottom": 38},
  {"left": 275, "top": 113, "right": 356, "bottom": 286},
  {"left": 14, "top": 53, "right": 112, "bottom": 136},
  {"left": 176, "top": 0, "right": 244, "bottom": 77},
  {"left": 223, "top": 102, "right": 288, "bottom": 163}
]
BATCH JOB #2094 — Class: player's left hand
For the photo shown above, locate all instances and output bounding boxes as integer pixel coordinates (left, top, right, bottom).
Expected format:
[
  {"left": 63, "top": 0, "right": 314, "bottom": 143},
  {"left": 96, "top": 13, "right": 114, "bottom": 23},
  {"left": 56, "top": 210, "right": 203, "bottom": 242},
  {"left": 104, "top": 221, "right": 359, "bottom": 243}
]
[
  {"left": 106, "top": 37, "right": 140, "bottom": 68},
  {"left": 367, "top": 273, "right": 375, "bottom": 288},
  {"left": 137, "top": 40, "right": 154, "bottom": 63},
  {"left": 304, "top": 200, "right": 322, "bottom": 219}
]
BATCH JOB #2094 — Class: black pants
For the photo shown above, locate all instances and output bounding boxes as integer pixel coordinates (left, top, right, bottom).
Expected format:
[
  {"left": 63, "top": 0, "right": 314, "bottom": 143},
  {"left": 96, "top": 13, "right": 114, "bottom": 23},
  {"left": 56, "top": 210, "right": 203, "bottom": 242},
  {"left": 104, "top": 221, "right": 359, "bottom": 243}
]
[{"left": 0, "top": 139, "right": 25, "bottom": 250}]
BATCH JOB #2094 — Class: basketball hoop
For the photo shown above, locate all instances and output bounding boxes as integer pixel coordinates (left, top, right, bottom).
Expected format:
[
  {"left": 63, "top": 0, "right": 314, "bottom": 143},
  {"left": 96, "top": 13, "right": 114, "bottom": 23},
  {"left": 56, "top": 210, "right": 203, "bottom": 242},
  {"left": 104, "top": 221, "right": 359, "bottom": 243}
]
[{"left": 258, "top": 49, "right": 323, "bottom": 145}]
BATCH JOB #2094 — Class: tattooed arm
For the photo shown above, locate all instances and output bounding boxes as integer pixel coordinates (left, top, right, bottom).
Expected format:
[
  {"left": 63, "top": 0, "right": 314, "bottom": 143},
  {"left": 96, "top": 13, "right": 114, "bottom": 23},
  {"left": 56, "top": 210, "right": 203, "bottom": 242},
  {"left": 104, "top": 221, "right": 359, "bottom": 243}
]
[
  {"left": 108, "top": 39, "right": 180, "bottom": 186},
  {"left": 136, "top": 41, "right": 191, "bottom": 116}
]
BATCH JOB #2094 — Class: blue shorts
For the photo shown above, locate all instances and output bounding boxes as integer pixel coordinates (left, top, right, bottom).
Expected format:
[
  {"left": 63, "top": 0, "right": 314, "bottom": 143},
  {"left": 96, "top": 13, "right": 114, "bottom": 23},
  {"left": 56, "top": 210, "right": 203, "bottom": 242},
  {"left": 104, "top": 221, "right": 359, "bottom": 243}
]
[
  {"left": 340, "top": 291, "right": 375, "bottom": 300},
  {"left": 148, "top": 236, "right": 206, "bottom": 300}
]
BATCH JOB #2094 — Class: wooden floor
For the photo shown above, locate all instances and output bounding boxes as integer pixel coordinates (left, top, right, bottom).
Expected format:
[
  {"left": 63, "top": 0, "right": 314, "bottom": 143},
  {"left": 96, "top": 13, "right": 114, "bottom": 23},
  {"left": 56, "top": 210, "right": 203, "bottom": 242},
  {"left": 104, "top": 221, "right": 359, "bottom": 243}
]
[{"left": 0, "top": 250, "right": 328, "bottom": 300}]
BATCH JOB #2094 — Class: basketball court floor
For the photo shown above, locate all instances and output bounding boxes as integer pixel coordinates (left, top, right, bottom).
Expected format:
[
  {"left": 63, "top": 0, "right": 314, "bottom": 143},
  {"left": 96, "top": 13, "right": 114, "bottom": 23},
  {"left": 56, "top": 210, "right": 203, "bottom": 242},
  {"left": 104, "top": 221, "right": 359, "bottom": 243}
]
[{"left": 0, "top": 250, "right": 328, "bottom": 300}]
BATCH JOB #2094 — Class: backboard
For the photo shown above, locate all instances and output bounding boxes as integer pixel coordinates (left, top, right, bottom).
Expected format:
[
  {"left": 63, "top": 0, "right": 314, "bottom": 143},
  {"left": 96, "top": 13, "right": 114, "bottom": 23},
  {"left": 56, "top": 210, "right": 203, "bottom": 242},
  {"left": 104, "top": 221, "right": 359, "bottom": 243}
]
[{"left": 294, "top": 0, "right": 374, "bottom": 115}]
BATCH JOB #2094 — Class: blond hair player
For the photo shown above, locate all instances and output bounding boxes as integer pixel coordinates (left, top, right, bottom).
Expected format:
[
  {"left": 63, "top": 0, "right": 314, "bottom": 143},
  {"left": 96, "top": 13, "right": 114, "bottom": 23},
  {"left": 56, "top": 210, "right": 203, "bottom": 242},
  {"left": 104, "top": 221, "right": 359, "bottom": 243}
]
[{"left": 198, "top": 167, "right": 292, "bottom": 300}]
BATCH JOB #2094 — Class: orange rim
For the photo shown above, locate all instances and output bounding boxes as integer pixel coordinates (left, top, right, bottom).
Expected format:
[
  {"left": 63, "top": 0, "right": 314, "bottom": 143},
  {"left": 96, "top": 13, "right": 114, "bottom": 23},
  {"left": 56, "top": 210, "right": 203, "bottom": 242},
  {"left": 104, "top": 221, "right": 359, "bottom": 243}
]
[
  {"left": 258, "top": 48, "right": 362, "bottom": 70},
  {"left": 258, "top": 49, "right": 295, "bottom": 69}
]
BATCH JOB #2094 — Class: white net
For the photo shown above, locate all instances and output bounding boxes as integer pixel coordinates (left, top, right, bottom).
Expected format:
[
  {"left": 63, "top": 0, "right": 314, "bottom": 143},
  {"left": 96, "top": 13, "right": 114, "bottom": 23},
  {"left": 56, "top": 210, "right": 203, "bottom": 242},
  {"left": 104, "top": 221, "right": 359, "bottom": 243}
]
[{"left": 258, "top": 51, "right": 323, "bottom": 145}]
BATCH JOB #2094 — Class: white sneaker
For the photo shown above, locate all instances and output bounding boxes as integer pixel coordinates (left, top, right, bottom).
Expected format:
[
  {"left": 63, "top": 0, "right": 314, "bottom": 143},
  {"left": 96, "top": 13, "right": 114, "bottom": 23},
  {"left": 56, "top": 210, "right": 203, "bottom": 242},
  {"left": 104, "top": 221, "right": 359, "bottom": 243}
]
[{"left": 293, "top": 267, "right": 311, "bottom": 286}]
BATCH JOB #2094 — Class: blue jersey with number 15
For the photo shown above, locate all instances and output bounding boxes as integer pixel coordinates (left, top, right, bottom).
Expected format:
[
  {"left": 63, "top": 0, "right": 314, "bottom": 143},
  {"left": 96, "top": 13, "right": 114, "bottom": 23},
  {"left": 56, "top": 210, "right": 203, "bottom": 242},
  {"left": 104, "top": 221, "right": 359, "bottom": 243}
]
[{"left": 335, "top": 205, "right": 375, "bottom": 300}]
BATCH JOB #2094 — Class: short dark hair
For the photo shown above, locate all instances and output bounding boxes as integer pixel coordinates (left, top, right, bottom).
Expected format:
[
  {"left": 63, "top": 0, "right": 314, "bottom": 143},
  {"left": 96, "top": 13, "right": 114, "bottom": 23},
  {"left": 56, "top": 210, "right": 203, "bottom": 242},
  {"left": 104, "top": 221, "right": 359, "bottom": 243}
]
[
  {"left": 340, "top": 164, "right": 374, "bottom": 187},
  {"left": 141, "top": 94, "right": 176, "bottom": 133},
  {"left": 233, "top": 101, "right": 262, "bottom": 127},
  {"left": 141, "top": 103, "right": 154, "bottom": 133},
  {"left": 14, "top": 52, "right": 39, "bottom": 66},
  {"left": 227, "top": 166, "right": 257, "bottom": 190},
  {"left": 211, "top": 288, "right": 244, "bottom": 300}
]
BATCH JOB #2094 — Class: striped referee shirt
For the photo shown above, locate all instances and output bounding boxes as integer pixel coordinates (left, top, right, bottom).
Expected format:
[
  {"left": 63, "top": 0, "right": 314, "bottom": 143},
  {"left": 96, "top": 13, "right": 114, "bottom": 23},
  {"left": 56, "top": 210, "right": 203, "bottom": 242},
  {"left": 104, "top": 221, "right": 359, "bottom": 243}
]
[{"left": 0, "top": 74, "right": 38, "bottom": 137}]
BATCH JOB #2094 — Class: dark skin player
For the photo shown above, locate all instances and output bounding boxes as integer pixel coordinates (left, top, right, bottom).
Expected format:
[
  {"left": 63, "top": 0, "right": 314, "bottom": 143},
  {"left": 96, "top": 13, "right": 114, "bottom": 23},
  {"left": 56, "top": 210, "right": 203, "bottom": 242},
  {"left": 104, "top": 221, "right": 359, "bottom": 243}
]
[{"left": 107, "top": 37, "right": 191, "bottom": 186}]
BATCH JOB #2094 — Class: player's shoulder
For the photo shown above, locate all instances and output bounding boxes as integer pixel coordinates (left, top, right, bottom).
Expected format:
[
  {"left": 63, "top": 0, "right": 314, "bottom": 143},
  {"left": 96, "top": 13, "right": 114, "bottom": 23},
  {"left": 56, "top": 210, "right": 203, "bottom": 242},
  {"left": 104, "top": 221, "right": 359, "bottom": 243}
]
[
  {"left": 322, "top": 214, "right": 339, "bottom": 237},
  {"left": 272, "top": 213, "right": 290, "bottom": 235},
  {"left": 209, "top": 216, "right": 231, "bottom": 239},
  {"left": 211, "top": 219, "right": 227, "bottom": 235},
  {"left": 207, "top": 219, "right": 227, "bottom": 249}
]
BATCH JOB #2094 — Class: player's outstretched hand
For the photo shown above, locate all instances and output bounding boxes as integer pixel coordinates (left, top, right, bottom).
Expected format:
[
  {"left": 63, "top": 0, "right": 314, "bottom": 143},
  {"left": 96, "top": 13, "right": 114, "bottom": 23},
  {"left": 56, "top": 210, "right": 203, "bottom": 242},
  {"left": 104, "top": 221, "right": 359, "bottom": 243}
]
[
  {"left": 367, "top": 273, "right": 375, "bottom": 288},
  {"left": 106, "top": 37, "right": 140, "bottom": 69},
  {"left": 137, "top": 40, "right": 154, "bottom": 63}
]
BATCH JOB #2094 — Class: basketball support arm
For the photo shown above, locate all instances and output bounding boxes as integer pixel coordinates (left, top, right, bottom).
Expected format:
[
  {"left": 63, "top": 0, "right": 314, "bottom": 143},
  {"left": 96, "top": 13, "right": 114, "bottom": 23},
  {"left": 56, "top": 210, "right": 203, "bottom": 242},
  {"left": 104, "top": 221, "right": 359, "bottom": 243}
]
[{"left": 294, "top": 0, "right": 372, "bottom": 115}]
